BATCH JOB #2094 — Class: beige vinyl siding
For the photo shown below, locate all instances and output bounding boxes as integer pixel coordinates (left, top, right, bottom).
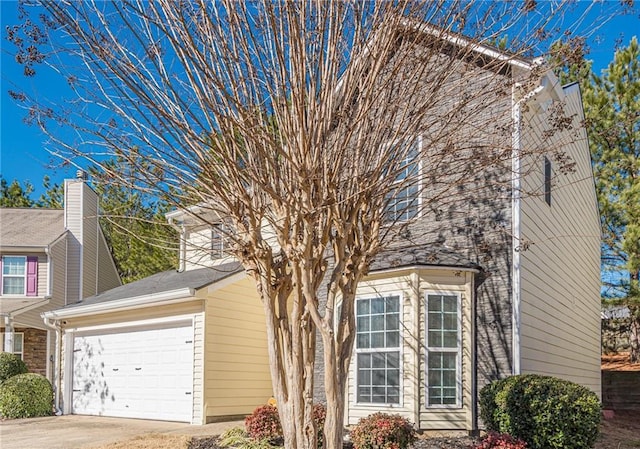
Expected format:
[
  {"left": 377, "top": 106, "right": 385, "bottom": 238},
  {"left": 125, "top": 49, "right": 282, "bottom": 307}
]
[
  {"left": 64, "top": 180, "right": 83, "bottom": 304},
  {"left": 345, "top": 269, "right": 474, "bottom": 431},
  {"left": 81, "top": 184, "right": 99, "bottom": 299},
  {"left": 9, "top": 253, "right": 52, "bottom": 329},
  {"left": 518, "top": 85, "right": 601, "bottom": 396},
  {"left": 204, "top": 276, "right": 272, "bottom": 421},
  {"left": 96, "top": 228, "right": 121, "bottom": 294}
]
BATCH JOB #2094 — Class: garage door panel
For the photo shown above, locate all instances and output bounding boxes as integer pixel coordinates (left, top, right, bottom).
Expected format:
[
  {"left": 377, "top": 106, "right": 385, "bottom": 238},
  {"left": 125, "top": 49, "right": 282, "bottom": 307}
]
[{"left": 72, "top": 323, "right": 194, "bottom": 422}]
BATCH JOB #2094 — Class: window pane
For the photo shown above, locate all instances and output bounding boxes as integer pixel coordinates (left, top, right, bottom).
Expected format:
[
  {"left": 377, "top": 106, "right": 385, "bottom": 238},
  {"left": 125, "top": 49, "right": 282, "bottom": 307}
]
[
  {"left": 357, "top": 334, "right": 370, "bottom": 349},
  {"left": 3, "top": 257, "right": 25, "bottom": 275},
  {"left": 371, "top": 315, "right": 385, "bottom": 332},
  {"left": 386, "top": 331, "right": 399, "bottom": 348},
  {"left": 385, "top": 314, "right": 399, "bottom": 331},
  {"left": 358, "top": 353, "right": 371, "bottom": 369},
  {"left": 428, "top": 330, "right": 442, "bottom": 347},
  {"left": 388, "top": 370, "right": 400, "bottom": 387},
  {"left": 358, "top": 387, "right": 371, "bottom": 402},
  {"left": 372, "top": 353, "right": 386, "bottom": 368},
  {"left": 3, "top": 277, "right": 24, "bottom": 295},
  {"left": 371, "top": 298, "right": 384, "bottom": 314},
  {"left": 443, "top": 353, "right": 457, "bottom": 369},
  {"left": 428, "top": 312, "right": 442, "bottom": 329},
  {"left": 357, "top": 316, "right": 370, "bottom": 332},
  {"left": 358, "top": 368, "right": 371, "bottom": 386},
  {"left": 443, "top": 296, "right": 457, "bottom": 313},
  {"left": 386, "top": 296, "right": 399, "bottom": 313},
  {"left": 443, "top": 313, "right": 457, "bottom": 331},
  {"left": 13, "top": 334, "right": 23, "bottom": 353},
  {"left": 443, "top": 331, "right": 458, "bottom": 348},
  {"left": 357, "top": 300, "right": 369, "bottom": 316},
  {"left": 428, "top": 296, "right": 442, "bottom": 312},
  {"left": 387, "top": 352, "right": 399, "bottom": 369},
  {"left": 371, "top": 332, "right": 384, "bottom": 348}
]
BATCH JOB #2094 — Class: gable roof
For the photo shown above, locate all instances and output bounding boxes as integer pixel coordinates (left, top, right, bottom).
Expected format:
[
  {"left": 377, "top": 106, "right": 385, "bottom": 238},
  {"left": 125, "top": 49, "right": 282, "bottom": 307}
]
[
  {"left": 0, "top": 208, "right": 65, "bottom": 248},
  {"left": 65, "top": 262, "right": 242, "bottom": 308}
]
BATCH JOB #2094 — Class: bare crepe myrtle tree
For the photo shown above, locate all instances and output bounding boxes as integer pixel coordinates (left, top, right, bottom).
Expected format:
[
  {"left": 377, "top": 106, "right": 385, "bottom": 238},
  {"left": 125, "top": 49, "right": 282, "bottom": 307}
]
[{"left": 6, "top": 1, "right": 615, "bottom": 447}]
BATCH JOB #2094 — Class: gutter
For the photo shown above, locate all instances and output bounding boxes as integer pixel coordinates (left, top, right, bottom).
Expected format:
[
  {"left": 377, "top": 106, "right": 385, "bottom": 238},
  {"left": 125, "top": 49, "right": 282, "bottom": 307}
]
[{"left": 42, "top": 287, "right": 196, "bottom": 319}]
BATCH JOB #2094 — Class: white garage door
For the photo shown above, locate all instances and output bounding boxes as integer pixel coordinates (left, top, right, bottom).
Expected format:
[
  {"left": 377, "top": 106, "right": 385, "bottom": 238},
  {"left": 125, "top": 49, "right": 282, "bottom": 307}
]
[{"left": 72, "top": 321, "right": 194, "bottom": 422}]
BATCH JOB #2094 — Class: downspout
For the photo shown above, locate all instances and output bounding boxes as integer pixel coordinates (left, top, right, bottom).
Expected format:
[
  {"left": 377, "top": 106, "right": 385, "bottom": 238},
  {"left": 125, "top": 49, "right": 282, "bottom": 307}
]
[
  {"left": 42, "top": 316, "right": 63, "bottom": 414},
  {"left": 45, "top": 246, "right": 52, "bottom": 381},
  {"left": 168, "top": 216, "right": 187, "bottom": 272},
  {"left": 511, "top": 82, "right": 544, "bottom": 376}
]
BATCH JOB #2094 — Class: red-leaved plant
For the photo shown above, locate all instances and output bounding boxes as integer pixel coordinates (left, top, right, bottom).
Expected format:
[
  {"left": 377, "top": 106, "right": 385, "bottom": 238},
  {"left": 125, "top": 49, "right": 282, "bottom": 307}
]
[
  {"left": 245, "top": 403, "right": 327, "bottom": 446},
  {"left": 350, "top": 412, "right": 417, "bottom": 449},
  {"left": 472, "top": 432, "right": 528, "bottom": 449},
  {"left": 245, "top": 405, "right": 283, "bottom": 442}
]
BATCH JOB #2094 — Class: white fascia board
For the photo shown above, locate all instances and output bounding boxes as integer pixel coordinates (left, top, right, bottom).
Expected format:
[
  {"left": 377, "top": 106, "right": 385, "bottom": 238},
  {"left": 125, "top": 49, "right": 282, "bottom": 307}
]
[
  {"left": 206, "top": 271, "right": 247, "bottom": 294},
  {"left": 42, "top": 287, "right": 196, "bottom": 319},
  {"left": 404, "top": 21, "right": 533, "bottom": 71},
  {"left": 368, "top": 264, "right": 480, "bottom": 278}
]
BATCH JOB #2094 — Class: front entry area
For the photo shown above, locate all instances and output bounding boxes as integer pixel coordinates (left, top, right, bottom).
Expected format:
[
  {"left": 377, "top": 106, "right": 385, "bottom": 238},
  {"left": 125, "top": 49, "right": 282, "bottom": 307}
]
[{"left": 71, "top": 320, "right": 194, "bottom": 422}]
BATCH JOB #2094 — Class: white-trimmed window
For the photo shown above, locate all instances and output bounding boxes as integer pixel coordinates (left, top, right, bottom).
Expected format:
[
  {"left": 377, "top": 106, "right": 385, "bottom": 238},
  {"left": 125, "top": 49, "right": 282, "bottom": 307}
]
[
  {"left": 426, "top": 293, "right": 461, "bottom": 407},
  {"left": 2, "top": 256, "right": 27, "bottom": 295},
  {"left": 385, "top": 140, "right": 421, "bottom": 222},
  {"left": 1, "top": 333, "right": 24, "bottom": 359},
  {"left": 210, "top": 224, "right": 225, "bottom": 259},
  {"left": 355, "top": 295, "right": 401, "bottom": 405}
]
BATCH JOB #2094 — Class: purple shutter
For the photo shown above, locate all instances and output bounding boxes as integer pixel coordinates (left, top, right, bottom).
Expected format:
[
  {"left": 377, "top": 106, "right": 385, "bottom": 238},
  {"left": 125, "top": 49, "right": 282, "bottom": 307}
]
[
  {"left": 26, "top": 257, "right": 38, "bottom": 296},
  {"left": 0, "top": 258, "right": 3, "bottom": 295}
]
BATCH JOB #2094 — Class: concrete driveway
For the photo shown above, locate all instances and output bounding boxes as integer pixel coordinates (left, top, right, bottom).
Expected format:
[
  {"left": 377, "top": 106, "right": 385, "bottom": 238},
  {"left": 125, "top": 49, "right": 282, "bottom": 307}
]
[{"left": 0, "top": 415, "right": 243, "bottom": 449}]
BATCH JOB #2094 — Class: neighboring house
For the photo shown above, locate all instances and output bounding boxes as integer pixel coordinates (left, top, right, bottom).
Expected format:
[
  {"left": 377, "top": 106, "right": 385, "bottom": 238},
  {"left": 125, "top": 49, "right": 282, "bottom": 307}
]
[
  {"left": 43, "top": 30, "right": 600, "bottom": 431},
  {"left": 0, "top": 175, "right": 121, "bottom": 385}
]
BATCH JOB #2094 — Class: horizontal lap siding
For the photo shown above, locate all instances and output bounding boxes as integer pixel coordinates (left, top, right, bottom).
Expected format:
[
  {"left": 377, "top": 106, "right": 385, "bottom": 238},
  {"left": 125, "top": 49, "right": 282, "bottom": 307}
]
[
  {"left": 519, "top": 87, "right": 601, "bottom": 397},
  {"left": 204, "top": 276, "right": 272, "bottom": 420}
]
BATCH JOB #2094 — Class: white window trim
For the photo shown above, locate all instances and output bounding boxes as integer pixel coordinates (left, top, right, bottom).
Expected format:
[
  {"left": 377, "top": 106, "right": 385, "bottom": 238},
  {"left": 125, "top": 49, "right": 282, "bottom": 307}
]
[
  {"left": 424, "top": 291, "right": 463, "bottom": 409},
  {"left": 1, "top": 332, "right": 25, "bottom": 359},
  {"left": 1, "top": 256, "right": 27, "bottom": 296},
  {"left": 210, "top": 223, "right": 226, "bottom": 260},
  {"left": 385, "top": 137, "right": 423, "bottom": 223},
  {"left": 354, "top": 293, "right": 404, "bottom": 408}
]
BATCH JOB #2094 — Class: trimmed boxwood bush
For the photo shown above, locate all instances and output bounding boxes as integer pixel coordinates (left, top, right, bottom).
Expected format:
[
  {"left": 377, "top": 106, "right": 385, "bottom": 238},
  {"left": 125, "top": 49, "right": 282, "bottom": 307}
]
[
  {"left": 479, "top": 374, "right": 601, "bottom": 449},
  {"left": 0, "top": 352, "right": 28, "bottom": 384},
  {"left": 0, "top": 373, "right": 53, "bottom": 419},
  {"left": 351, "top": 412, "right": 417, "bottom": 449}
]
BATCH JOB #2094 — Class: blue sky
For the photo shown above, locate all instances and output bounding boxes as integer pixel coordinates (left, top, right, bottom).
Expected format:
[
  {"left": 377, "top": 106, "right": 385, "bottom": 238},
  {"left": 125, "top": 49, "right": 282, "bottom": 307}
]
[{"left": 1, "top": 1, "right": 639, "bottom": 198}]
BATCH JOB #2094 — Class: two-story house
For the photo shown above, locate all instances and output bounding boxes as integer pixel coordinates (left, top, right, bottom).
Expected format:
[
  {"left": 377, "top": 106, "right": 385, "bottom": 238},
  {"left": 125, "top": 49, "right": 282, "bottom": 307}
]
[
  {"left": 1, "top": 174, "right": 121, "bottom": 388},
  {"left": 42, "top": 29, "right": 600, "bottom": 431}
]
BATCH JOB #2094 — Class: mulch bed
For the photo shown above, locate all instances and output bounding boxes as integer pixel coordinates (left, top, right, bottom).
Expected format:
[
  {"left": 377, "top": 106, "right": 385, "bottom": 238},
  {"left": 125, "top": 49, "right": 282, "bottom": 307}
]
[{"left": 188, "top": 435, "right": 477, "bottom": 449}]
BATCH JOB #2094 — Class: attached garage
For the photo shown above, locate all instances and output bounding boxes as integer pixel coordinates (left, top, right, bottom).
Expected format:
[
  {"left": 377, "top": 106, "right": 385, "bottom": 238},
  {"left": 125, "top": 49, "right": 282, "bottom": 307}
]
[
  {"left": 71, "top": 320, "right": 194, "bottom": 422},
  {"left": 44, "top": 264, "right": 274, "bottom": 425}
]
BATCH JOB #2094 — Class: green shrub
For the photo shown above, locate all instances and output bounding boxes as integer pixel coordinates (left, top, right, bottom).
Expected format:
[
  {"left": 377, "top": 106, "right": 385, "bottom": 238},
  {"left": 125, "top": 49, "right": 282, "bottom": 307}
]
[
  {"left": 479, "top": 374, "right": 601, "bottom": 449},
  {"left": 0, "top": 352, "right": 28, "bottom": 384},
  {"left": 350, "top": 412, "right": 417, "bottom": 449},
  {"left": 0, "top": 373, "right": 53, "bottom": 419}
]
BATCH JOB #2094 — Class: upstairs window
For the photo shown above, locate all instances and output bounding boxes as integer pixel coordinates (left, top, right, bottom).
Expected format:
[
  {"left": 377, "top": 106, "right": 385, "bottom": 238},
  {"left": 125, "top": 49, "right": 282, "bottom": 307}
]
[
  {"left": 544, "top": 156, "right": 552, "bottom": 206},
  {"left": 210, "top": 224, "right": 225, "bottom": 260},
  {"left": 385, "top": 140, "right": 421, "bottom": 222},
  {"left": 1, "top": 256, "right": 38, "bottom": 296},
  {"left": 355, "top": 295, "right": 401, "bottom": 405}
]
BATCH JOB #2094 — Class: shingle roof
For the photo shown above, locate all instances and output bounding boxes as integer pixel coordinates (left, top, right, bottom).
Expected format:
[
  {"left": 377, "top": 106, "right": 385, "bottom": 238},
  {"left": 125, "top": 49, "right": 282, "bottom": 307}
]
[
  {"left": 370, "top": 246, "right": 481, "bottom": 272},
  {"left": 0, "top": 208, "right": 65, "bottom": 247},
  {"left": 66, "top": 262, "right": 243, "bottom": 307}
]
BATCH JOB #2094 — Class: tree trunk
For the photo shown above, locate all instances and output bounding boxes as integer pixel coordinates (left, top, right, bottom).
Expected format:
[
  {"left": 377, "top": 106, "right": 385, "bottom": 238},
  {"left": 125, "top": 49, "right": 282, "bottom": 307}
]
[{"left": 629, "top": 306, "right": 640, "bottom": 363}]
